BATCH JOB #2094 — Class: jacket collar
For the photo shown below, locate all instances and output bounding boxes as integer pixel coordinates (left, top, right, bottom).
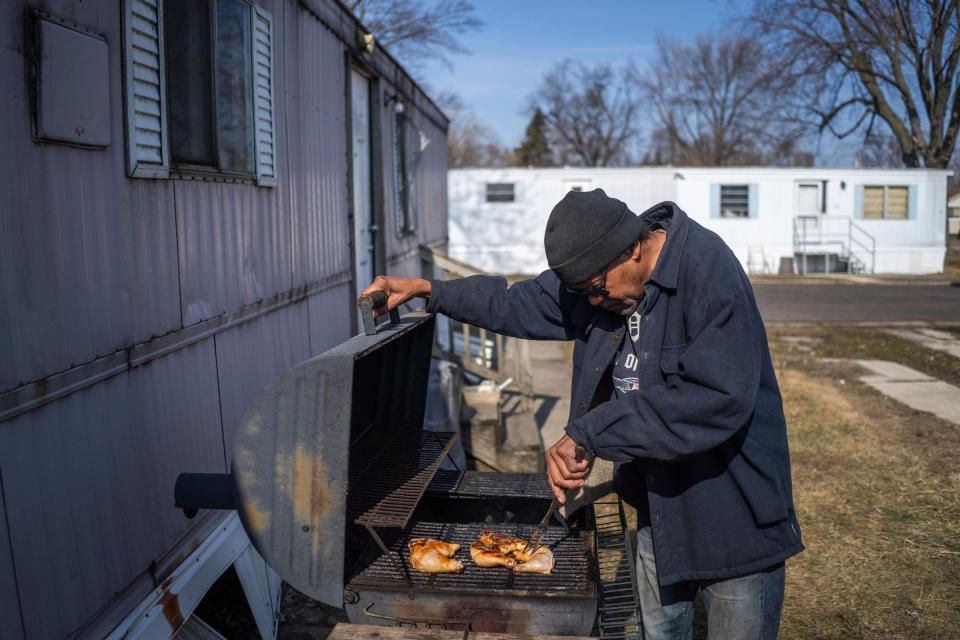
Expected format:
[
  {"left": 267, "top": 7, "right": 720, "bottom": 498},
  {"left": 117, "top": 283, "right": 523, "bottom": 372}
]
[{"left": 640, "top": 201, "right": 689, "bottom": 291}]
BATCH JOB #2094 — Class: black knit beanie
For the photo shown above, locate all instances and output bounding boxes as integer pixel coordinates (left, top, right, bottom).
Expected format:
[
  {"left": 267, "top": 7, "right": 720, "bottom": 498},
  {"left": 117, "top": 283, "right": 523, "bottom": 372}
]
[{"left": 544, "top": 188, "right": 644, "bottom": 284}]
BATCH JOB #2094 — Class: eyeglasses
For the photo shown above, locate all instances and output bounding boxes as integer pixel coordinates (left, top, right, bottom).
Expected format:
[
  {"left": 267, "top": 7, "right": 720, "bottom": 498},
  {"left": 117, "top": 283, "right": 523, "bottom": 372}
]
[{"left": 566, "top": 263, "right": 610, "bottom": 298}]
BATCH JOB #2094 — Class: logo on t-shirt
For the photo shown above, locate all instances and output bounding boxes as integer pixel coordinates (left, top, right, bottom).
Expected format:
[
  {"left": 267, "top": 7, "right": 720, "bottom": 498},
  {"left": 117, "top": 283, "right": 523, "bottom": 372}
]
[
  {"left": 628, "top": 311, "right": 641, "bottom": 342},
  {"left": 613, "top": 311, "right": 643, "bottom": 397},
  {"left": 613, "top": 376, "right": 640, "bottom": 394}
]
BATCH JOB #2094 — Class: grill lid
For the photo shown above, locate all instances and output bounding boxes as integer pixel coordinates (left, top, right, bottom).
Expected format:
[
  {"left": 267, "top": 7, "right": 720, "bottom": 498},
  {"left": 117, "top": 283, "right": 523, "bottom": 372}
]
[{"left": 231, "top": 311, "right": 439, "bottom": 606}]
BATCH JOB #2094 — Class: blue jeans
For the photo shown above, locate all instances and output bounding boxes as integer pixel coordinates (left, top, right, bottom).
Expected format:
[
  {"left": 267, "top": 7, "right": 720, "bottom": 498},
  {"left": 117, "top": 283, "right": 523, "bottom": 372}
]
[{"left": 635, "top": 526, "right": 785, "bottom": 640}]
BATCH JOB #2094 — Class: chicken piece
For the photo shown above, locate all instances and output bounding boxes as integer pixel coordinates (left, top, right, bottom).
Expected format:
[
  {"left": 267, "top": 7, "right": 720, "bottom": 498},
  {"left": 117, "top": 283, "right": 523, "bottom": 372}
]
[
  {"left": 478, "top": 529, "right": 528, "bottom": 556},
  {"left": 469, "top": 541, "right": 517, "bottom": 568},
  {"left": 512, "top": 544, "right": 535, "bottom": 563},
  {"left": 408, "top": 537, "right": 460, "bottom": 558},
  {"left": 408, "top": 539, "right": 464, "bottom": 573},
  {"left": 513, "top": 545, "right": 554, "bottom": 574}
]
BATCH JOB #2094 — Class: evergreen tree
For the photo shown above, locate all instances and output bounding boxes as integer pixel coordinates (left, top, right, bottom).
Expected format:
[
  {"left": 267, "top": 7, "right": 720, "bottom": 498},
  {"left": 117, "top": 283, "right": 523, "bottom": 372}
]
[{"left": 514, "top": 109, "right": 554, "bottom": 167}]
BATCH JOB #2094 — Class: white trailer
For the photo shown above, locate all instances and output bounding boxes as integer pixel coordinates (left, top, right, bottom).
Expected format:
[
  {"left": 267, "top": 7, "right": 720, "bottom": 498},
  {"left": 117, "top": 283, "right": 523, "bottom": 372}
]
[{"left": 449, "top": 167, "right": 951, "bottom": 276}]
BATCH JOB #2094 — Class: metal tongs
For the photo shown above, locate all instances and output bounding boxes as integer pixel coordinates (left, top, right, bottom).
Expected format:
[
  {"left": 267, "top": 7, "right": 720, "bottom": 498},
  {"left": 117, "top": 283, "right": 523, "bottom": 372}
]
[
  {"left": 525, "top": 497, "right": 559, "bottom": 553},
  {"left": 526, "top": 446, "right": 592, "bottom": 552}
]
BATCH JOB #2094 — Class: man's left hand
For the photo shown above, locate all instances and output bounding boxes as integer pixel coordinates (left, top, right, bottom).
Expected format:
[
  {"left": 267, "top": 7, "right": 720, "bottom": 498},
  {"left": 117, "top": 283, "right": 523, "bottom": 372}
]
[{"left": 545, "top": 434, "right": 590, "bottom": 503}]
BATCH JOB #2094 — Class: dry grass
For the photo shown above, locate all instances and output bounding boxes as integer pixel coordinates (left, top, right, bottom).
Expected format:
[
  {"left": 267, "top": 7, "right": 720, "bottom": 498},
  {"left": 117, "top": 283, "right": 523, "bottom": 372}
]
[
  {"left": 769, "top": 324, "right": 960, "bottom": 388},
  {"left": 769, "top": 328, "right": 960, "bottom": 639}
]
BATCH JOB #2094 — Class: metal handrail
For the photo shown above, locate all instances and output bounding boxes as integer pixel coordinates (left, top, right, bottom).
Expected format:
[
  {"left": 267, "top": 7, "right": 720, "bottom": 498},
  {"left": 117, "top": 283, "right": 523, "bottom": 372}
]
[
  {"left": 847, "top": 219, "right": 876, "bottom": 274},
  {"left": 793, "top": 215, "right": 876, "bottom": 275},
  {"left": 420, "top": 245, "right": 534, "bottom": 410}
]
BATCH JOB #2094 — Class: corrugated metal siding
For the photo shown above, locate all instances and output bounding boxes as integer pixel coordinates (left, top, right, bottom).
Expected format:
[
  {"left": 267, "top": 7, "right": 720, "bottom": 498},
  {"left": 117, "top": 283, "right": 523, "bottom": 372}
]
[
  {"left": 0, "top": 0, "right": 447, "bottom": 636},
  {"left": 307, "top": 283, "right": 353, "bottom": 355},
  {"left": 0, "top": 480, "right": 25, "bottom": 640},
  {"left": 215, "top": 301, "right": 311, "bottom": 460},
  {"left": 175, "top": 180, "right": 291, "bottom": 326},
  {"left": 287, "top": 7, "right": 352, "bottom": 288},
  {"left": 0, "top": 339, "right": 224, "bottom": 638},
  {"left": 0, "top": 1, "right": 182, "bottom": 392}
]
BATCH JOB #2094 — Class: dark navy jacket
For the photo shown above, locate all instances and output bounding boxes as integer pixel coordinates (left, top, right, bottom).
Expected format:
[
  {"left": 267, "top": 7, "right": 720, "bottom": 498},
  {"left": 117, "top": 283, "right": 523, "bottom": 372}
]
[{"left": 427, "top": 201, "right": 803, "bottom": 585}]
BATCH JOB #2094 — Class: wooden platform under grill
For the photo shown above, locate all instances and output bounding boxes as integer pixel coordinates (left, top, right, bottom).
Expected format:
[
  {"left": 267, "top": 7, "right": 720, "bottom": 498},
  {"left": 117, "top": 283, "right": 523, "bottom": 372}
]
[{"left": 329, "top": 622, "right": 593, "bottom": 640}]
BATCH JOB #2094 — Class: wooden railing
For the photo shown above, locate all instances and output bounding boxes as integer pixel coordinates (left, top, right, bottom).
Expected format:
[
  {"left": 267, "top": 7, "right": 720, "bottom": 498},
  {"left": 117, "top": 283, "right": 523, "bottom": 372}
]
[{"left": 420, "top": 245, "right": 534, "bottom": 412}]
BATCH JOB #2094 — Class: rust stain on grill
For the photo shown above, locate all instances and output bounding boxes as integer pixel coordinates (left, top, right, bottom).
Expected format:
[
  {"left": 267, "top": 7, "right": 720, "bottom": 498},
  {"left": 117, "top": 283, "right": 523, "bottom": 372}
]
[
  {"left": 235, "top": 444, "right": 270, "bottom": 533},
  {"left": 387, "top": 599, "right": 534, "bottom": 635},
  {"left": 159, "top": 590, "right": 185, "bottom": 630},
  {"left": 293, "top": 445, "right": 330, "bottom": 535},
  {"left": 244, "top": 413, "right": 263, "bottom": 435},
  {"left": 445, "top": 601, "right": 534, "bottom": 635},
  {"left": 243, "top": 499, "right": 270, "bottom": 533}
]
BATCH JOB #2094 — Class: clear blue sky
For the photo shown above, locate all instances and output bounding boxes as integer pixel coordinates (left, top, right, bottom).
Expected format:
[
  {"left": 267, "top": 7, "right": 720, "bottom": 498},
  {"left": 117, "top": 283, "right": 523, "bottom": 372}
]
[{"left": 420, "top": 0, "right": 753, "bottom": 150}]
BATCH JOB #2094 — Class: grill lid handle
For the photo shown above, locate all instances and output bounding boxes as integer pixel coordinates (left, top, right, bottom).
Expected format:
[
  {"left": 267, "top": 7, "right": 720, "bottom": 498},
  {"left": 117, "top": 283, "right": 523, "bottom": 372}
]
[
  {"left": 174, "top": 472, "right": 237, "bottom": 519},
  {"left": 358, "top": 291, "right": 400, "bottom": 336}
]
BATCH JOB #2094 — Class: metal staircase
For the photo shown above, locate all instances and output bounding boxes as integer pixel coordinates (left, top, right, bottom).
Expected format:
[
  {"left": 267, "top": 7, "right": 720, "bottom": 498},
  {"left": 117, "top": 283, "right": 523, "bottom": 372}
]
[{"left": 793, "top": 216, "right": 876, "bottom": 275}]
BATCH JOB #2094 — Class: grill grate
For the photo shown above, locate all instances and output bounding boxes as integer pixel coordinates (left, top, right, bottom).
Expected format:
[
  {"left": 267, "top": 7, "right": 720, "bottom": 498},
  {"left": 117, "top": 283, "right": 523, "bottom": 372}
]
[
  {"left": 594, "top": 501, "right": 641, "bottom": 639},
  {"left": 348, "top": 521, "right": 595, "bottom": 597},
  {"left": 347, "top": 431, "right": 458, "bottom": 528},
  {"left": 427, "top": 470, "right": 553, "bottom": 500}
]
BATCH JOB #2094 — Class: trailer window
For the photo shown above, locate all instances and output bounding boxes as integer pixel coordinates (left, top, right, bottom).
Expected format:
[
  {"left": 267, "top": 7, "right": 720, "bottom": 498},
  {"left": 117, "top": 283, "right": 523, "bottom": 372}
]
[
  {"left": 394, "top": 111, "right": 423, "bottom": 234},
  {"left": 485, "top": 183, "right": 515, "bottom": 203},
  {"left": 165, "top": 0, "right": 255, "bottom": 176},
  {"left": 719, "top": 185, "right": 750, "bottom": 218},
  {"left": 863, "top": 186, "right": 909, "bottom": 219}
]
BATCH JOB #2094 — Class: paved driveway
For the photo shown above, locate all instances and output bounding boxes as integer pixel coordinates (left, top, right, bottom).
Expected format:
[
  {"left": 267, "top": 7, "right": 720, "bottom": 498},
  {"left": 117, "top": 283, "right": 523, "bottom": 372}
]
[{"left": 753, "top": 284, "right": 960, "bottom": 324}]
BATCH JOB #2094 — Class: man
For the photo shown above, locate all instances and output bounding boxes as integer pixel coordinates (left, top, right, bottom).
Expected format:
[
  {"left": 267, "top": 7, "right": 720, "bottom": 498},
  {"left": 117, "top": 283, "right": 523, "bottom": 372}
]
[{"left": 363, "top": 189, "right": 803, "bottom": 639}]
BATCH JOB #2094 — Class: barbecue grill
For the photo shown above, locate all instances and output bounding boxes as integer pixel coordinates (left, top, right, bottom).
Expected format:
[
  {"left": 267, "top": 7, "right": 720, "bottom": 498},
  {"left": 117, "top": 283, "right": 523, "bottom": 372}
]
[{"left": 175, "top": 303, "right": 640, "bottom": 637}]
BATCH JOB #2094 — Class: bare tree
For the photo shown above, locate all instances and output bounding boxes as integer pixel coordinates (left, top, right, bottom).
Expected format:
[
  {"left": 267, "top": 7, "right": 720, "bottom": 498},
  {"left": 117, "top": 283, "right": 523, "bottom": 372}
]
[
  {"left": 345, "top": 0, "right": 482, "bottom": 70},
  {"left": 856, "top": 132, "right": 907, "bottom": 166},
  {"left": 434, "top": 91, "right": 513, "bottom": 168},
  {"left": 637, "top": 33, "right": 807, "bottom": 166},
  {"left": 752, "top": 0, "right": 960, "bottom": 168},
  {"left": 527, "top": 61, "right": 640, "bottom": 167}
]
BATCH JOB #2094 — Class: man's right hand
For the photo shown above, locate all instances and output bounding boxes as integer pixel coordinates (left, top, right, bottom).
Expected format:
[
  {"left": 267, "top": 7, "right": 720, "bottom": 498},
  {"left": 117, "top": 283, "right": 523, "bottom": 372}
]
[
  {"left": 545, "top": 433, "right": 590, "bottom": 503},
  {"left": 361, "top": 276, "right": 432, "bottom": 317}
]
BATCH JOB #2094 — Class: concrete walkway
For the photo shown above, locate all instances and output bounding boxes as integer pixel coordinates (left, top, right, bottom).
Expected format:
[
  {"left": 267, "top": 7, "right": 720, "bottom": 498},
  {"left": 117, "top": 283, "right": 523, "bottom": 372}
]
[
  {"left": 856, "top": 359, "right": 960, "bottom": 425},
  {"left": 882, "top": 327, "right": 960, "bottom": 359}
]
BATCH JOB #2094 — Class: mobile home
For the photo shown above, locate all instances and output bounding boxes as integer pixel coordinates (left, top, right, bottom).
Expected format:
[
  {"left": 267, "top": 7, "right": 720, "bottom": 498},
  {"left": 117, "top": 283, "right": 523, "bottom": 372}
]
[
  {"left": 449, "top": 167, "right": 951, "bottom": 275},
  {"left": 0, "top": 0, "right": 448, "bottom": 637}
]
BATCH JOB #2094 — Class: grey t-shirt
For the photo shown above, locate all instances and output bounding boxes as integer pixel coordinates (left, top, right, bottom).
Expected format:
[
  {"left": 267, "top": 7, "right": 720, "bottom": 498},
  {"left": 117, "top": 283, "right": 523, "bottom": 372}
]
[
  {"left": 612, "top": 309, "right": 643, "bottom": 397},
  {"left": 610, "top": 307, "right": 650, "bottom": 519}
]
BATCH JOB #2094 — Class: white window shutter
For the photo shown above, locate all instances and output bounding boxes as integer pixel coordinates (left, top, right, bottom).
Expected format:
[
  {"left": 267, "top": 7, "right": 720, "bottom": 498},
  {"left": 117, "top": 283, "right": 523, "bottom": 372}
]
[
  {"left": 252, "top": 5, "right": 277, "bottom": 187},
  {"left": 124, "top": 0, "right": 169, "bottom": 178}
]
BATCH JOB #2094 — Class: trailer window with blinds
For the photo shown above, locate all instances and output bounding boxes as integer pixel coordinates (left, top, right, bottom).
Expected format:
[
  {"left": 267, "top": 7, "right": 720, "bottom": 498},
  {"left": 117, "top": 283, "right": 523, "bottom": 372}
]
[
  {"left": 863, "top": 186, "right": 909, "bottom": 219},
  {"left": 719, "top": 184, "right": 750, "bottom": 218},
  {"left": 124, "top": 0, "right": 275, "bottom": 184},
  {"left": 485, "top": 183, "right": 515, "bottom": 203}
]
